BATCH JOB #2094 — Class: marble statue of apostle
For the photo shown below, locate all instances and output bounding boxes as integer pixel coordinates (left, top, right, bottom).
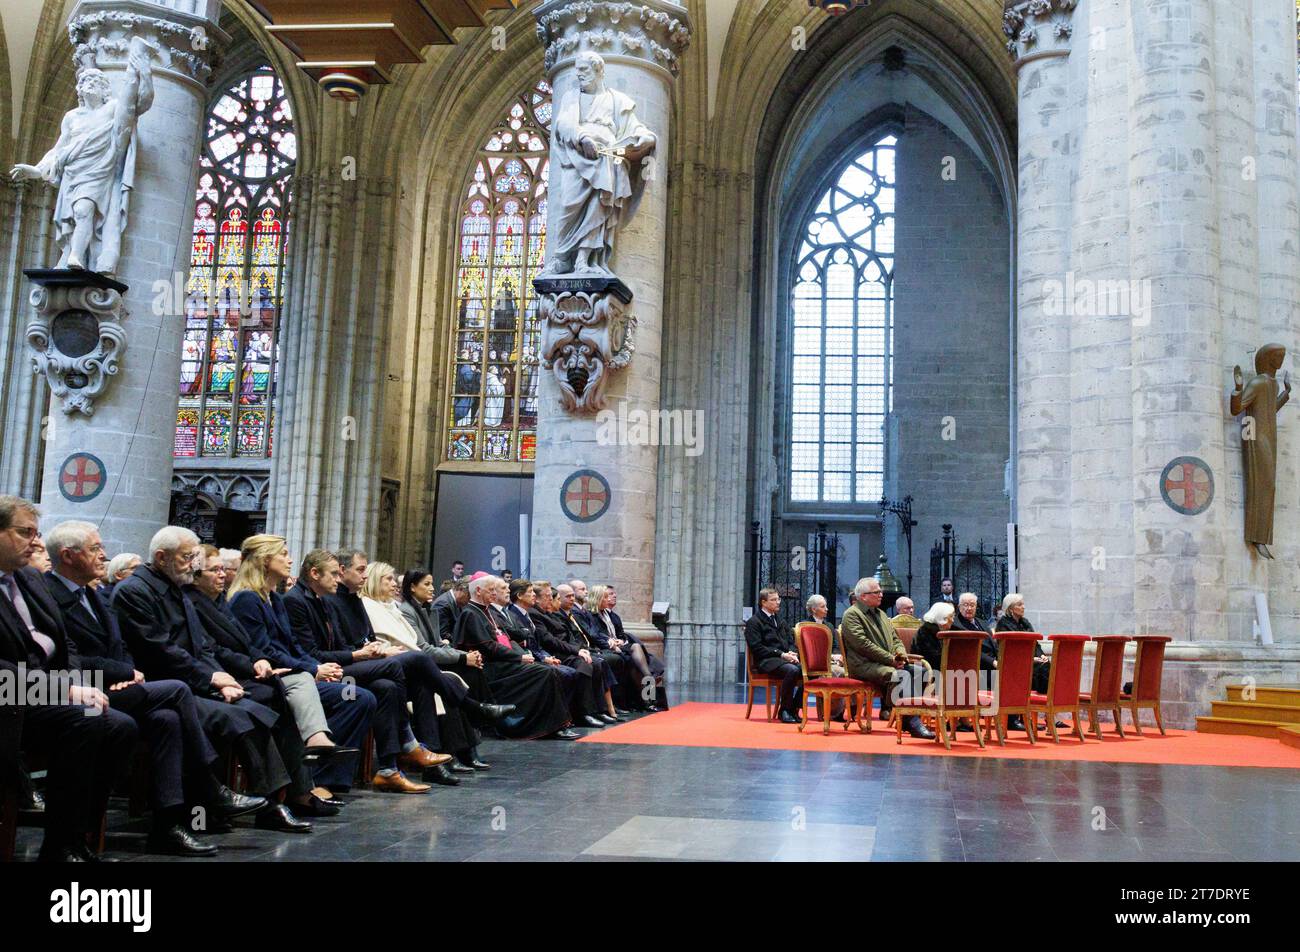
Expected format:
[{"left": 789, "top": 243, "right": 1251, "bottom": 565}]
[
  {"left": 1230, "top": 343, "right": 1290, "bottom": 558},
  {"left": 543, "top": 51, "right": 656, "bottom": 276},
  {"left": 10, "top": 38, "right": 154, "bottom": 275}
]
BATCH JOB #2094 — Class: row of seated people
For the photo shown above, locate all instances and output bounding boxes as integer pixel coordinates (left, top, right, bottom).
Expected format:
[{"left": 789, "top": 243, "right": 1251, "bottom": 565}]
[
  {"left": 0, "top": 493, "right": 663, "bottom": 862},
  {"left": 745, "top": 579, "right": 1053, "bottom": 737}
]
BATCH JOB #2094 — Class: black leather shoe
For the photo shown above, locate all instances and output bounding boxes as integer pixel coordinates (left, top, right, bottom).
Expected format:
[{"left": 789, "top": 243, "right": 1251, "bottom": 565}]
[
  {"left": 18, "top": 768, "right": 44, "bottom": 813},
  {"left": 38, "top": 844, "right": 86, "bottom": 863},
  {"left": 548, "top": 729, "right": 581, "bottom": 740},
  {"left": 956, "top": 721, "right": 975, "bottom": 732},
  {"left": 778, "top": 710, "right": 800, "bottom": 724},
  {"left": 287, "top": 795, "right": 341, "bottom": 818},
  {"left": 148, "top": 824, "right": 218, "bottom": 857},
  {"left": 904, "top": 716, "right": 936, "bottom": 740},
  {"left": 615, "top": 709, "right": 633, "bottom": 717},
  {"left": 476, "top": 703, "right": 517, "bottom": 720},
  {"left": 466, "top": 759, "right": 491, "bottom": 770},
  {"left": 255, "top": 803, "right": 312, "bottom": 834},
  {"left": 210, "top": 785, "right": 268, "bottom": 820},
  {"left": 1007, "top": 716, "right": 1026, "bottom": 732},
  {"left": 878, "top": 705, "right": 893, "bottom": 722},
  {"left": 302, "top": 744, "right": 359, "bottom": 761},
  {"left": 73, "top": 842, "right": 112, "bottom": 863},
  {"left": 580, "top": 715, "right": 606, "bottom": 728},
  {"left": 599, "top": 713, "right": 619, "bottom": 724},
  {"left": 449, "top": 761, "right": 476, "bottom": 774},
  {"left": 423, "top": 763, "right": 461, "bottom": 786}
]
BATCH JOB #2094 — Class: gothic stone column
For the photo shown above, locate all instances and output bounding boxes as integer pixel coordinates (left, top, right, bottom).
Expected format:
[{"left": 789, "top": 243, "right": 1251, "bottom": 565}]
[
  {"left": 528, "top": 0, "right": 691, "bottom": 648},
  {"left": 32, "top": 0, "right": 225, "bottom": 556},
  {"left": 1006, "top": 0, "right": 1077, "bottom": 632}
]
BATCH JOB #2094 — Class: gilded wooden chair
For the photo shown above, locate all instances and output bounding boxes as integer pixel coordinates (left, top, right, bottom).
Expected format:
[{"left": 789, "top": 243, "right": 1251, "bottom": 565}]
[
  {"left": 1028, "top": 634, "right": 1088, "bottom": 743},
  {"left": 1081, "top": 635, "right": 1131, "bottom": 740},
  {"left": 1120, "top": 635, "right": 1171, "bottom": 735},
  {"left": 794, "top": 622, "right": 871, "bottom": 734},
  {"left": 892, "top": 628, "right": 987, "bottom": 750},
  {"left": 744, "top": 645, "right": 782, "bottom": 721}
]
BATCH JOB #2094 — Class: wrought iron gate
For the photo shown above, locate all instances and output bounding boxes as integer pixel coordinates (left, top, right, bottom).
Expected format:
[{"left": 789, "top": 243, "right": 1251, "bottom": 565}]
[
  {"left": 745, "top": 522, "right": 841, "bottom": 631},
  {"left": 928, "top": 524, "right": 1008, "bottom": 619}
]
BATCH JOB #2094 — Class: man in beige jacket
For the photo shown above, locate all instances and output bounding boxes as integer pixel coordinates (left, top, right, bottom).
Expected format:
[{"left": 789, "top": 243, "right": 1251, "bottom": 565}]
[{"left": 840, "top": 577, "right": 934, "bottom": 739}]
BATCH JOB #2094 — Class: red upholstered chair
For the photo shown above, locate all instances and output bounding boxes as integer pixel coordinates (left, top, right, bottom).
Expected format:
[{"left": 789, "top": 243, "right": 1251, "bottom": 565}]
[
  {"left": 1120, "top": 635, "right": 1171, "bottom": 735},
  {"left": 795, "top": 622, "right": 871, "bottom": 734},
  {"left": 745, "top": 645, "right": 781, "bottom": 721},
  {"left": 892, "top": 628, "right": 988, "bottom": 750},
  {"left": 981, "top": 631, "right": 1040, "bottom": 746},
  {"left": 1081, "top": 635, "right": 1130, "bottom": 740},
  {"left": 1029, "top": 634, "right": 1088, "bottom": 743}
]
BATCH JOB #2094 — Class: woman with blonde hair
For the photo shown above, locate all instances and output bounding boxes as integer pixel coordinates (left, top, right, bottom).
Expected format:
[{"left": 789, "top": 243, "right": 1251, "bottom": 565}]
[
  {"left": 228, "top": 536, "right": 432, "bottom": 795},
  {"left": 587, "top": 583, "right": 664, "bottom": 712},
  {"left": 359, "top": 560, "right": 514, "bottom": 775}
]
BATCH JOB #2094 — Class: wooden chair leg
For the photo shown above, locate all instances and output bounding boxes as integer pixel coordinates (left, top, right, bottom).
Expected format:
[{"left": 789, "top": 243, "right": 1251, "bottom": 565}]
[
  {"left": 974, "top": 714, "right": 986, "bottom": 749},
  {"left": 1046, "top": 711, "right": 1060, "bottom": 743},
  {"left": 938, "top": 715, "right": 952, "bottom": 750},
  {"left": 1154, "top": 703, "right": 1166, "bottom": 736},
  {"left": 1074, "top": 707, "right": 1086, "bottom": 742},
  {"left": 1025, "top": 714, "right": 1036, "bottom": 745},
  {"left": 895, "top": 708, "right": 904, "bottom": 745},
  {"left": 995, "top": 716, "right": 1007, "bottom": 747},
  {"left": 1113, "top": 707, "right": 1125, "bottom": 738},
  {"left": 1130, "top": 701, "right": 1142, "bottom": 736},
  {"left": 745, "top": 685, "right": 754, "bottom": 720}
]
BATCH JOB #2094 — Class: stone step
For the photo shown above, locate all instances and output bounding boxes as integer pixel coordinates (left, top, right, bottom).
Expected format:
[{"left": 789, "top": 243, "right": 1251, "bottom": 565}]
[
  {"left": 1209, "top": 700, "right": 1300, "bottom": 724},
  {"left": 1279, "top": 727, "right": 1300, "bottom": 751},
  {"left": 1195, "top": 716, "right": 1285, "bottom": 738},
  {"left": 1224, "top": 685, "right": 1300, "bottom": 707}
]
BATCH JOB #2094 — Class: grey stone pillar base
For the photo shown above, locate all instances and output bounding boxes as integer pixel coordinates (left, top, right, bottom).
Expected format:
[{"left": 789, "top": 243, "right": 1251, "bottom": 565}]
[
  {"left": 535, "top": 275, "right": 637, "bottom": 413},
  {"left": 24, "top": 268, "right": 129, "bottom": 416}
]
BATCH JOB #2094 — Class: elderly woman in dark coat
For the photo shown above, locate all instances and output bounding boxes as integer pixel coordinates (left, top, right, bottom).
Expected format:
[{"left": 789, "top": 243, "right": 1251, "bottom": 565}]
[
  {"left": 993, "top": 592, "right": 1050, "bottom": 694},
  {"left": 911, "top": 602, "right": 954, "bottom": 673}
]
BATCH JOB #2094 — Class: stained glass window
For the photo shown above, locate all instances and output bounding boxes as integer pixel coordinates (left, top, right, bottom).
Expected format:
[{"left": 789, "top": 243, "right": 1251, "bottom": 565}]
[
  {"left": 175, "top": 65, "right": 294, "bottom": 459},
  {"left": 789, "top": 136, "right": 896, "bottom": 505},
  {"left": 445, "top": 80, "right": 551, "bottom": 463}
]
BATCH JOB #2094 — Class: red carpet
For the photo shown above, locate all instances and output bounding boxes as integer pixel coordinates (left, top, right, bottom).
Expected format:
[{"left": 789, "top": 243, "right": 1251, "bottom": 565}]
[{"left": 577, "top": 703, "right": 1300, "bottom": 769}]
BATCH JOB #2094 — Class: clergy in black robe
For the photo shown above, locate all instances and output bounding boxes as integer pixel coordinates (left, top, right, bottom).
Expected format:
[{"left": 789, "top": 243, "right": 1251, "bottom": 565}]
[{"left": 454, "top": 578, "right": 570, "bottom": 739}]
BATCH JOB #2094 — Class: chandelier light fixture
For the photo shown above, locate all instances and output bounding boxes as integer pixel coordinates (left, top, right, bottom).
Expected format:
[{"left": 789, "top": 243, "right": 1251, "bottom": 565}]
[{"left": 810, "top": 0, "right": 872, "bottom": 15}]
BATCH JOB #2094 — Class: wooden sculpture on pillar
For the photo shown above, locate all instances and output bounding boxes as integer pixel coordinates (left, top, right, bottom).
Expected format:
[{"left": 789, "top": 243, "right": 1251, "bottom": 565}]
[{"left": 1230, "top": 343, "right": 1290, "bottom": 558}]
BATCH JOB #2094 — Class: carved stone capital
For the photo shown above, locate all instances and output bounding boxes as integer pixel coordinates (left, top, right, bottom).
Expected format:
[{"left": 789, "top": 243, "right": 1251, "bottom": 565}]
[
  {"left": 537, "top": 284, "right": 638, "bottom": 413},
  {"left": 534, "top": 0, "right": 692, "bottom": 79},
  {"left": 24, "top": 270, "right": 129, "bottom": 417},
  {"left": 68, "top": 0, "right": 226, "bottom": 89},
  {"left": 1004, "top": 0, "right": 1077, "bottom": 65}
]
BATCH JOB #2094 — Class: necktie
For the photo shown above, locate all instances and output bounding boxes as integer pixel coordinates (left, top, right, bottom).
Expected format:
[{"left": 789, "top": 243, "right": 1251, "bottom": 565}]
[{"left": 0, "top": 573, "right": 56, "bottom": 659}]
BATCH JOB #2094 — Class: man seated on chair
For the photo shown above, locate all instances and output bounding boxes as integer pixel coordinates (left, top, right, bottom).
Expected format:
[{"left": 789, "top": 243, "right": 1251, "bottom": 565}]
[
  {"left": 841, "top": 578, "right": 934, "bottom": 739},
  {"left": 743, "top": 587, "right": 802, "bottom": 724},
  {"left": 891, "top": 596, "right": 920, "bottom": 628}
]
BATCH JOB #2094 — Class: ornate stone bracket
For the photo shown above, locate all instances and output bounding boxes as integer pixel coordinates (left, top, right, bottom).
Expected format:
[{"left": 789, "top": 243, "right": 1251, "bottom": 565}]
[
  {"left": 69, "top": 0, "right": 225, "bottom": 88},
  {"left": 535, "top": 0, "right": 692, "bottom": 76},
  {"left": 536, "top": 277, "right": 637, "bottom": 413},
  {"left": 1004, "top": 0, "right": 1077, "bottom": 62},
  {"left": 24, "top": 269, "right": 128, "bottom": 417}
]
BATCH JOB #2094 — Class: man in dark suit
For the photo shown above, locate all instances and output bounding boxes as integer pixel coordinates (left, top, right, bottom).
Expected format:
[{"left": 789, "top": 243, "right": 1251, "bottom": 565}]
[
  {"left": 44, "top": 521, "right": 265, "bottom": 855},
  {"left": 431, "top": 581, "right": 469, "bottom": 641},
  {"left": 585, "top": 583, "right": 664, "bottom": 711},
  {"left": 286, "top": 549, "right": 478, "bottom": 787},
  {"left": 553, "top": 583, "right": 630, "bottom": 716},
  {"left": 0, "top": 496, "right": 138, "bottom": 862},
  {"left": 111, "top": 526, "right": 312, "bottom": 832},
  {"left": 505, "top": 579, "right": 600, "bottom": 728},
  {"left": 531, "top": 582, "right": 620, "bottom": 723},
  {"left": 744, "top": 587, "right": 803, "bottom": 723}
]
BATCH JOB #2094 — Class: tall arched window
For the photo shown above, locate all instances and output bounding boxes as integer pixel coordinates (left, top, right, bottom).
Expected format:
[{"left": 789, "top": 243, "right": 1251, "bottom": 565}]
[
  {"left": 788, "top": 134, "right": 896, "bottom": 505},
  {"left": 445, "top": 80, "right": 551, "bottom": 463},
  {"left": 175, "top": 65, "right": 295, "bottom": 459}
]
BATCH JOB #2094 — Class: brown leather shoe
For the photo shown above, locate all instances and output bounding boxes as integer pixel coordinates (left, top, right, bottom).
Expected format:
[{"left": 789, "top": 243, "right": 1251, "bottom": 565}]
[
  {"left": 372, "top": 771, "right": 431, "bottom": 794},
  {"left": 397, "top": 747, "right": 453, "bottom": 770}
]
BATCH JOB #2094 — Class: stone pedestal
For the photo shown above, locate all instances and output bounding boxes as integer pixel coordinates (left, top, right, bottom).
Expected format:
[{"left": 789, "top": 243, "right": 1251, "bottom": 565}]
[
  {"left": 24, "top": 269, "right": 128, "bottom": 416},
  {"left": 32, "top": 0, "right": 224, "bottom": 555},
  {"left": 528, "top": 1, "right": 691, "bottom": 630},
  {"left": 535, "top": 275, "right": 636, "bottom": 413}
]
